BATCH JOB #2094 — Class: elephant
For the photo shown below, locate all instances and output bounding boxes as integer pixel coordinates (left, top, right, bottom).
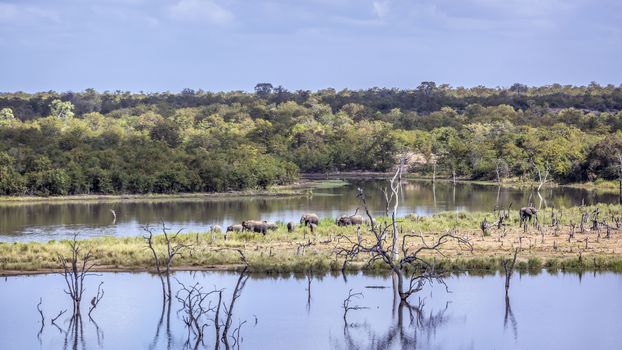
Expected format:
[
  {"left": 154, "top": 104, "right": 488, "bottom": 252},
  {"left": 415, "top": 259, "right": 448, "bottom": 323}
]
[
  {"left": 264, "top": 221, "right": 278, "bottom": 230},
  {"left": 226, "top": 224, "right": 243, "bottom": 232},
  {"left": 210, "top": 225, "right": 222, "bottom": 233},
  {"left": 300, "top": 213, "right": 320, "bottom": 227},
  {"left": 336, "top": 215, "right": 364, "bottom": 226},
  {"left": 287, "top": 222, "right": 295, "bottom": 233},
  {"left": 519, "top": 207, "right": 538, "bottom": 225},
  {"left": 242, "top": 220, "right": 269, "bottom": 235}
]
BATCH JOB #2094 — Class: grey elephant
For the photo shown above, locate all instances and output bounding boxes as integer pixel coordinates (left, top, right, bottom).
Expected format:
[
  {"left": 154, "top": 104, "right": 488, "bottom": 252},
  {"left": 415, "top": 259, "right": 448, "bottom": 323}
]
[
  {"left": 287, "top": 222, "right": 295, "bottom": 233},
  {"left": 300, "top": 213, "right": 319, "bottom": 227},
  {"left": 336, "top": 215, "right": 364, "bottom": 226},
  {"left": 264, "top": 221, "right": 278, "bottom": 230},
  {"left": 242, "top": 220, "right": 269, "bottom": 235},
  {"left": 519, "top": 207, "right": 538, "bottom": 225},
  {"left": 226, "top": 224, "right": 243, "bottom": 232},
  {"left": 210, "top": 225, "right": 222, "bottom": 233}
]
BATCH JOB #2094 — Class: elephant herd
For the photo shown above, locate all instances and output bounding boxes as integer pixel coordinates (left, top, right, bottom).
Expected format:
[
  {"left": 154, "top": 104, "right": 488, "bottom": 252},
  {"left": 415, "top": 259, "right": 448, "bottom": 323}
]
[{"left": 209, "top": 212, "right": 370, "bottom": 237}]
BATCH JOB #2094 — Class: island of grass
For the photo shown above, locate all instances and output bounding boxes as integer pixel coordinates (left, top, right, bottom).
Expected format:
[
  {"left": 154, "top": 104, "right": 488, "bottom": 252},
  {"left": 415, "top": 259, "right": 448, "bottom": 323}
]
[{"left": 2, "top": 204, "right": 622, "bottom": 276}]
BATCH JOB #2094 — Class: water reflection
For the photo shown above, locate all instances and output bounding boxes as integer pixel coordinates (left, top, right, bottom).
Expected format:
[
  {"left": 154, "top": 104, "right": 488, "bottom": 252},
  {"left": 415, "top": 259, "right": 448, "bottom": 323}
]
[
  {"left": 2, "top": 271, "right": 622, "bottom": 349},
  {"left": 0, "top": 180, "right": 618, "bottom": 241},
  {"left": 340, "top": 298, "right": 449, "bottom": 350},
  {"left": 504, "top": 294, "right": 517, "bottom": 340}
]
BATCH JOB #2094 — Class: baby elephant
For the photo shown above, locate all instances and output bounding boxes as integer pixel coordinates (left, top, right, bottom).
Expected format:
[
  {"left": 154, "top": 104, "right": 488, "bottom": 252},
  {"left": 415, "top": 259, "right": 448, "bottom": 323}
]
[
  {"left": 287, "top": 222, "right": 295, "bottom": 233},
  {"left": 264, "top": 221, "right": 278, "bottom": 231},
  {"left": 210, "top": 225, "right": 222, "bottom": 233},
  {"left": 519, "top": 207, "right": 538, "bottom": 225},
  {"left": 226, "top": 224, "right": 243, "bottom": 232},
  {"left": 300, "top": 213, "right": 319, "bottom": 227}
]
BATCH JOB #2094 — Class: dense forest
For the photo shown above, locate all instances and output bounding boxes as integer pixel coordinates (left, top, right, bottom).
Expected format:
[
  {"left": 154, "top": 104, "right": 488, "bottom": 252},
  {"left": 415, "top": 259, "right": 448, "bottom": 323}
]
[{"left": 1, "top": 82, "right": 622, "bottom": 196}]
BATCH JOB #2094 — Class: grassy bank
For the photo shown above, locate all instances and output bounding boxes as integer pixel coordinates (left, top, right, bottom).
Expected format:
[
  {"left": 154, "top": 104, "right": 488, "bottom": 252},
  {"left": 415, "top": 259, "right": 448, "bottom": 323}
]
[
  {"left": 2, "top": 204, "right": 622, "bottom": 275},
  {"left": 0, "top": 179, "right": 352, "bottom": 205},
  {"left": 0, "top": 186, "right": 311, "bottom": 205}
]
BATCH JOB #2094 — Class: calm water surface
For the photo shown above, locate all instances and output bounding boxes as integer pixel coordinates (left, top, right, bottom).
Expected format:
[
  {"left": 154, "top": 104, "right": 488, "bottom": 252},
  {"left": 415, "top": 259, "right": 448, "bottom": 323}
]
[
  {"left": 0, "top": 179, "right": 617, "bottom": 242},
  {"left": 0, "top": 271, "right": 620, "bottom": 350}
]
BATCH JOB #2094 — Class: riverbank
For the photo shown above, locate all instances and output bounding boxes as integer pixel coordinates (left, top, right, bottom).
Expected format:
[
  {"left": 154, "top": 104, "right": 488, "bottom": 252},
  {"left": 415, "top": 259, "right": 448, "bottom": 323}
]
[
  {"left": 302, "top": 172, "right": 621, "bottom": 192},
  {"left": 0, "top": 179, "right": 352, "bottom": 205},
  {"left": 0, "top": 186, "right": 311, "bottom": 205},
  {"left": 0, "top": 175, "right": 617, "bottom": 204},
  {"left": 2, "top": 204, "right": 622, "bottom": 276}
]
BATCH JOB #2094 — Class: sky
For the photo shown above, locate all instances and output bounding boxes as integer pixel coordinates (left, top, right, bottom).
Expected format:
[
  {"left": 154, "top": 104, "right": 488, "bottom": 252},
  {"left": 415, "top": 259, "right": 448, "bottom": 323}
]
[{"left": 0, "top": 0, "right": 621, "bottom": 92}]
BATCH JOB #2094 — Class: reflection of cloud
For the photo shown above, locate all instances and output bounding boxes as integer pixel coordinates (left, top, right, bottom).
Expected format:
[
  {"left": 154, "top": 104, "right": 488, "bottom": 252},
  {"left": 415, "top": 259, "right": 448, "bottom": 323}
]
[{"left": 169, "top": 0, "right": 234, "bottom": 25}]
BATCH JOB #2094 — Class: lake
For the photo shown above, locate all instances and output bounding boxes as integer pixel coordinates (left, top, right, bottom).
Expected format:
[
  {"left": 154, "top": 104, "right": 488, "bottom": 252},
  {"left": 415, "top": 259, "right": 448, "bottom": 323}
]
[
  {"left": 0, "top": 270, "right": 620, "bottom": 350},
  {"left": 0, "top": 179, "right": 617, "bottom": 242}
]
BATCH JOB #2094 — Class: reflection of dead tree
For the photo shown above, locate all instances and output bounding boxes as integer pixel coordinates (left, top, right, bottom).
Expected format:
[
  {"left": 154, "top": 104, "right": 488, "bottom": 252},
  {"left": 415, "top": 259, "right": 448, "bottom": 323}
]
[
  {"left": 175, "top": 280, "right": 219, "bottom": 348},
  {"left": 222, "top": 265, "right": 249, "bottom": 350},
  {"left": 337, "top": 187, "right": 472, "bottom": 301},
  {"left": 504, "top": 293, "right": 518, "bottom": 340},
  {"left": 502, "top": 248, "right": 519, "bottom": 296},
  {"left": 306, "top": 275, "right": 312, "bottom": 312},
  {"left": 502, "top": 247, "right": 520, "bottom": 339},
  {"left": 342, "top": 289, "right": 367, "bottom": 326},
  {"left": 109, "top": 209, "right": 117, "bottom": 224},
  {"left": 143, "top": 222, "right": 192, "bottom": 301},
  {"left": 57, "top": 233, "right": 99, "bottom": 315},
  {"left": 339, "top": 299, "right": 449, "bottom": 350},
  {"left": 89, "top": 316, "right": 104, "bottom": 348},
  {"left": 37, "top": 298, "right": 44, "bottom": 342},
  {"left": 63, "top": 313, "right": 86, "bottom": 350},
  {"left": 148, "top": 297, "right": 172, "bottom": 350}
]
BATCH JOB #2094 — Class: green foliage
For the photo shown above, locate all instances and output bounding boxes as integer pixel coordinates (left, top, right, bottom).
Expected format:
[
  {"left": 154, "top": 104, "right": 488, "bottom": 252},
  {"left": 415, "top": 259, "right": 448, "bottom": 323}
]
[
  {"left": 0, "top": 108, "right": 14, "bottom": 122},
  {"left": 1, "top": 85, "right": 622, "bottom": 195},
  {"left": 50, "top": 99, "right": 75, "bottom": 120}
]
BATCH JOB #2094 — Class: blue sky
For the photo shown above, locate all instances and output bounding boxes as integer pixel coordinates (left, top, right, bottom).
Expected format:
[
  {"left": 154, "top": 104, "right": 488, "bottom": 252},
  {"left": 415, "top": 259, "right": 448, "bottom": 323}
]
[{"left": 0, "top": 0, "right": 621, "bottom": 92}]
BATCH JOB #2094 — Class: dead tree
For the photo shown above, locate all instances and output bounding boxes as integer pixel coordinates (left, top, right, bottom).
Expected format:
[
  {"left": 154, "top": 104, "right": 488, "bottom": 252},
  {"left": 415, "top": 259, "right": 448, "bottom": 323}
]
[
  {"left": 534, "top": 162, "right": 551, "bottom": 209},
  {"left": 57, "top": 233, "right": 98, "bottom": 315},
  {"left": 535, "top": 162, "right": 551, "bottom": 192},
  {"left": 494, "top": 203, "right": 512, "bottom": 230},
  {"left": 88, "top": 282, "right": 104, "bottom": 317},
  {"left": 495, "top": 158, "right": 506, "bottom": 184},
  {"left": 337, "top": 188, "right": 472, "bottom": 301},
  {"left": 143, "top": 222, "right": 192, "bottom": 301},
  {"left": 381, "top": 158, "right": 405, "bottom": 261},
  {"left": 591, "top": 208, "right": 600, "bottom": 231}
]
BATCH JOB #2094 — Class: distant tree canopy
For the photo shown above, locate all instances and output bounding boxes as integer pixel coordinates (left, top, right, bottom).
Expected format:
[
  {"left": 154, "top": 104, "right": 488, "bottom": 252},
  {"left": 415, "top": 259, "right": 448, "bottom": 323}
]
[{"left": 1, "top": 82, "right": 622, "bottom": 196}]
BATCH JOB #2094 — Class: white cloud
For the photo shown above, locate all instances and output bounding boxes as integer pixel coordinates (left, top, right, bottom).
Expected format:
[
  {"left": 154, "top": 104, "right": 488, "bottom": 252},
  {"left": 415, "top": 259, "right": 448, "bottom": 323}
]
[
  {"left": 0, "top": 3, "right": 18, "bottom": 21},
  {"left": 0, "top": 3, "right": 59, "bottom": 23},
  {"left": 169, "top": 0, "right": 234, "bottom": 25},
  {"left": 373, "top": 0, "right": 389, "bottom": 18}
]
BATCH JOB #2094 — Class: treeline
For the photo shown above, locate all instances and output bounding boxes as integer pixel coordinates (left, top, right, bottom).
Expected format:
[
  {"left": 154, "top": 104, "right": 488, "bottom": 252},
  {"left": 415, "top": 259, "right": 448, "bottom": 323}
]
[{"left": 1, "top": 82, "right": 622, "bottom": 196}]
